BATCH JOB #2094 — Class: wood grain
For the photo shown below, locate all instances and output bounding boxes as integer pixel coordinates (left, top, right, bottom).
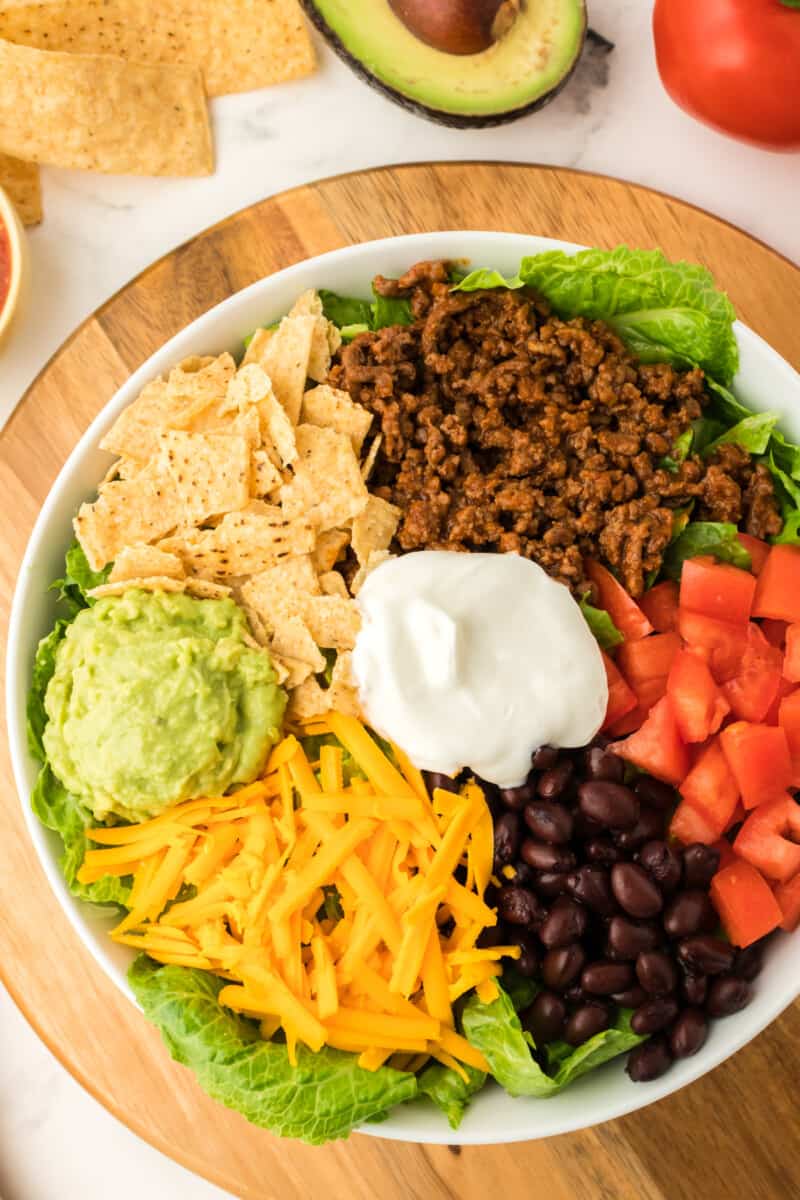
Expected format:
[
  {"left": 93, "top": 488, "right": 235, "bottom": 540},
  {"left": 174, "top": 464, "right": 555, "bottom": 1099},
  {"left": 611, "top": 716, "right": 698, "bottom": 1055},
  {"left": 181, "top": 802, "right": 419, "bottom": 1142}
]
[{"left": 1, "top": 164, "right": 799, "bottom": 1200}]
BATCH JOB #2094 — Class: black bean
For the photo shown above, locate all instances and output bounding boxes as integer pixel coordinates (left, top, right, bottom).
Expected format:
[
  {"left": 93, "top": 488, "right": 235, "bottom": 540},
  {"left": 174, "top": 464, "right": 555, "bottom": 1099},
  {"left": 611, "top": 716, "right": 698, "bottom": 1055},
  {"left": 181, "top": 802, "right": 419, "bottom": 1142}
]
[
  {"left": 506, "top": 930, "right": 539, "bottom": 978},
  {"left": 677, "top": 935, "right": 736, "bottom": 976},
  {"left": 663, "top": 890, "right": 718, "bottom": 939},
  {"left": 638, "top": 840, "right": 682, "bottom": 893},
  {"left": 614, "top": 807, "right": 668, "bottom": 852},
  {"left": 681, "top": 972, "right": 708, "bottom": 1006},
  {"left": 581, "top": 960, "right": 634, "bottom": 995},
  {"left": 611, "top": 985, "right": 648, "bottom": 1009},
  {"left": 563, "top": 983, "right": 587, "bottom": 1005},
  {"left": 707, "top": 976, "right": 753, "bottom": 1017},
  {"left": 579, "top": 781, "right": 639, "bottom": 829},
  {"left": 631, "top": 996, "right": 680, "bottom": 1035},
  {"left": 572, "top": 811, "right": 606, "bottom": 840},
  {"left": 501, "top": 782, "right": 536, "bottom": 810},
  {"left": 498, "top": 886, "right": 545, "bottom": 928},
  {"left": 542, "top": 943, "right": 586, "bottom": 991},
  {"left": 532, "top": 870, "right": 571, "bottom": 898},
  {"left": 635, "top": 950, "right": 678, "bottom": 995},
  {"left": 521, "top": 839, "right": 576, "bottom": 872},
  {"left": 611, "top": 862, "right": 664, "bottom": 918},
  {"left": 585, "top": 838, "right": 623, "bottom": 866},
  {"left": 634, "top": 777, "right": 677, "bottom": 810},
  {"left": 477, "top": 922, "right": 507, "bottom": 950},
  {"left": 681, "top": 844, "right": 721, "bottom": 890},
  {"left": 626, "top": 1035, "right": 672, "bottom": 1082},
  {"left": 733, "top": 939, "right": 768, "bottom": 982},
  {"left": 532, "top": 746, "right": 560, "bottom": 771},
  {"left": 423, "top": 771, "right": 459, "bottom": 794},
  {"left": 584, "top": 746, "right": 625, "bottom": 783},
  {"left": 523, "top": 800, "right": 574, "bottom": 844},
  {"left": 564, "top": 1003, "right": 611, "bottom": 1046},
  {"left": 670, "top": 1008, "right": 708, "bottom": 1058},
  {"left": 511, "top": 860, "right": 535, "bottom": 888},
  {"left": 539, "top": 897, "right": 588, "bottom": 948},
  {"left": 607, "top": 916, "right": 662, "bottom": 960},
  {"left": 538, "top": 760, "right": 574, "bottom": 799},
  {"left": 493, "top": 811, "right": 520, "bottom": 870},
  {"left": 521, "top": 991, "right": 566, "bottom": 1044},
  {"left": 567, "top": 865, "right": 618, "bottom": 915}
]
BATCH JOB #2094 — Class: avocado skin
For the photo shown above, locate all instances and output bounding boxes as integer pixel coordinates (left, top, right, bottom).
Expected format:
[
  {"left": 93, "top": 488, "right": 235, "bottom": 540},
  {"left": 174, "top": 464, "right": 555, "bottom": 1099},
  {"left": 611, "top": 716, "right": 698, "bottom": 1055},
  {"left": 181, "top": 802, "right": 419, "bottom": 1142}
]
[{"left": 301, "top": 0, "right": 587, "bottom": 129}]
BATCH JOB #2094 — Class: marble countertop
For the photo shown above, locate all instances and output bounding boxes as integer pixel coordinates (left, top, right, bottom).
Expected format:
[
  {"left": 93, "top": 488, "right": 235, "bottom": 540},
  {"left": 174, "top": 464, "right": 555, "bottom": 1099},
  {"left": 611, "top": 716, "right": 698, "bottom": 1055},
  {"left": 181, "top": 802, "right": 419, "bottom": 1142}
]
[{"left": 1, "top": 1, "right": 798, "bottom": 1196}]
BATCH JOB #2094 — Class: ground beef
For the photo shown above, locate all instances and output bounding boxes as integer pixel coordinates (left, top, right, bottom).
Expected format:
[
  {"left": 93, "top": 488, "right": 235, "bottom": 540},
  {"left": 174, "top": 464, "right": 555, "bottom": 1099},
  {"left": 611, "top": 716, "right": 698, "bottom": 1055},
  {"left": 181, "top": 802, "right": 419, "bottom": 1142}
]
[{"left": 329, "top": 261, "right": 783, "bottom": 597}]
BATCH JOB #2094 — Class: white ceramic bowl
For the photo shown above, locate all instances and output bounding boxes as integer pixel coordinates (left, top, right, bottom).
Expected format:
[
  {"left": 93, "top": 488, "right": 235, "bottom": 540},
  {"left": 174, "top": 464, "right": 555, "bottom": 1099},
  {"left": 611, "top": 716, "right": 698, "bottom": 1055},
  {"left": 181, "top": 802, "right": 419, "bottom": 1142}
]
[
  {"left": 7, "top": 231, "right": 800, "bottom": 1145},
  {"left": 0, "top": 185, "right": 29, "bottom": 347}
]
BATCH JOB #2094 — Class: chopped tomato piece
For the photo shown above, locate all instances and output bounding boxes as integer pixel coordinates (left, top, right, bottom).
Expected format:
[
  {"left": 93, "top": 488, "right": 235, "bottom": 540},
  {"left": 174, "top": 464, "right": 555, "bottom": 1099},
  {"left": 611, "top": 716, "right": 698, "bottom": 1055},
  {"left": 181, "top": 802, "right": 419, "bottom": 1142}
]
[
  {"left": 710, "top": 861, "right": 783, "bottom": 947},
  {"left": 667, "top": 648, "right": 730, "bottom": 742},
  {"left": 615, "top": 632, "right": 681, "bottom": 717},
  {"left": 680, "top": 556, "right": 757, "bottom": 625},
  {"left": 760, "top": 619, "right": 788, "bottom": 648},
  {"left": 601, "top": 652, "right": 638, "bottom": 731},
  {"left": 783, "top": 624, "right": 800, "bottom": 683},
  {"left": 752, "top": 544, "right": 800, "bottom": 622},
  {"left": 670, "top": 799, "right": 720, "bottom": 846},
  {"left": 711, "top": 838, "right": 738, "bottom": 870},
  {"left": 639, "top": 581, "right": 680, "bottom": 633},
  {"left": 720, "top": 721, "right": 793, "bottom": 809},
  {"left": 611, "top": 695, "right": 689, "bottom": 786},
  {"left": 721, "top": 623, "right": 782, "bottom": 723},
  {"left": 737, "top": 533, "right": 771, "bottom": 576},
  {"left": 773, "top": 873, "right": 800, "bottom": 932},
  {"left": 778, "top": 689, "right": 800, "bottom": 784},
  {"left": 678, "top": 738, "right": 740, "bottom": 837},
  {"left": 606, "top": 705, "right": 646, "bottom": 737},
  {"left": 733, "top": 794, "right": 800, "bottom": 882},
  {"left": 764, "top": 677, "right": 795, "bottom": 726},
  {"left": 678, "top": 609, "right": 748, "bottom": 682},
  {"left": 725, "top": 802, "right": 746, "bottom": 834},
  {"left": 585, "top": 560, "right": 653, "bottom": 642}
]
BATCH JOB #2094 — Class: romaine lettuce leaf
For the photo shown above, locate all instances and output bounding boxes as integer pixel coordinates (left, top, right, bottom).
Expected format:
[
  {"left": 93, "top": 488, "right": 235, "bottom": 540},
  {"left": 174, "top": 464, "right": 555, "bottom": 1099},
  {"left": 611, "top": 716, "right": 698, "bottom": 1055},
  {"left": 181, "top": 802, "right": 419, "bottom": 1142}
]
[
  {"left": 27, "top": 619, "right": 69, "bottom": 761},
  {"left": 372, "top": 292, "right": 413, "bottom": 330},
  {"left": 418, "top": 1062, "right": 486, "bottom": 1130},
  {"left": 49, "top": 540, "right": 110, "bottom": 612},
  {"left": 662, "top": 521, "right": 751, "bottom": 579},
  {"left": 707, "top": 411, "right": 780, "bottom": 456},
  {"left": 318, "top": 289, "right": 373, "bottom": 329},
  {"left": 519, "top": 246, "right": 739, "bottom": 384},
  {"left": 451, "top": 268, "right": 523, "bottom": 293},
  {"left": 128, "top": 956, "right": 418, "bottom": 1144},
  {"left": 316, "top": 288, "right": 413, "bottom": 334},
  {"left": 580, "top": 597, "right": 624, "bottom": 650}
]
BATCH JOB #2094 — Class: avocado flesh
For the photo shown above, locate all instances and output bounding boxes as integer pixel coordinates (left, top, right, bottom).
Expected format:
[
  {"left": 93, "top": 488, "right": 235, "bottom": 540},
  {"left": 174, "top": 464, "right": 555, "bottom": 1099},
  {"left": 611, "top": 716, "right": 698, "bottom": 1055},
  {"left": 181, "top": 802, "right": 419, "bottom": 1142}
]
[{"left": 303, "top": 0, "right": 586, "bottom": 124}]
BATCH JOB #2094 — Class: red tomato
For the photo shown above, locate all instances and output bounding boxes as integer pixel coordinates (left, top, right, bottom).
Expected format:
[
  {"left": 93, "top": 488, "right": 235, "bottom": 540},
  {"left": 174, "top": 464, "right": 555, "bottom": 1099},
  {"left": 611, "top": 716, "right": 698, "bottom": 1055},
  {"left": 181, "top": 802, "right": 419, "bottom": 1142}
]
[
  {"left": 611, "top": 695, "right": 689, "bottom": 786},
  {"left": 677, "top": 610, "right": 748, "bottom": 682},
  {"left": 678, "top": 738, "right": 740, "bottom": 837},
  {"left": 680, "top": 557, "right": 756, "bottom": 626},
  {"left": 585, "top": 560, "right": 653, "bottom": 642},
  {"left": 711, "top": 837, "right": 739, "bottom": 870},
  {"left": 725, "top": 802, "right": 747, "bottom": 834},
  {"left": 734, "top": 794, "right": 800, "bottom": 882},
  {"left": 639, "top": 581, "right": 680, "bottom": 633},
  {"left": 601, "top": 651, "right": 638, "bottom": 731},
  {"left": 670, "top": 799, "right": 720, "bottom": 847},
  {"left": 764, "top": 677, "right": 796, "bottom": 726},
  {"left": 617, "top": 632, "right": 682, "bottom": 684},
  {"left": 753, "top": 545, "right": 800, "bottom": 622},
  {"left": 774, "top": 872, "right": 800, "bottom": 932},
  {"left": 738, "top": 533, "right": 771, "bottom": 576},
  {"left": 667, "top": 648, "right": 730, "bottom": 743},
  {"left": 720, "top": 720, "right": 793, "bottom": 809},
  {"left": 653, "top": 0, "right": 800, "bottom": 150},
  {"left": 783, "top": 624, "right": 800, "bottom": 683},
  {"left": 778, "top": 688, "right": 800, "bottom": 783},
  {"left": 710, "top": 860, "right": 783, "bottom": 947},
  {"left": 721, "top": 623, "right": 783, "bottom": 723}
]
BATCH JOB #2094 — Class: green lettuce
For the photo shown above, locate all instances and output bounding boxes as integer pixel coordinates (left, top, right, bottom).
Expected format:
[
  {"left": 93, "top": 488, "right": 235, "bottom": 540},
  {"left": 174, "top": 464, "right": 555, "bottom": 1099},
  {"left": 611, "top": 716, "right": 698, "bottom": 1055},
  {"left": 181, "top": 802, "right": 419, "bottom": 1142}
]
[
  {"left": 318, "top": 289, "right": 373, "bottom": 329},
  {"left": 519, "top": 246, "right": 739, "bottom": 384},
  {"left": 49, "top": 540, "right": 110, "bottom": 613},
  {"left": 128, "top": 956, "right": 418, "bottom": 1144},
  {"left": 662, "top": 521, "right": 751, "bottom": 579},
  {"left": 580, "top": 597, "right": 624, "bottom": 650},
  {"left": 462, "top": 987, "right": 643, "bottom": 1098},
  {"left": 27, "top": 619, "right": 69, "bottom": 761},
  {"left": 316, "top": 287, "right": 413, "bottom": 335},
  {"left": 372, "top": 293, "right": 413, "bottom": 329},
  {"left": 707, "top": 411, "right": 780, "bottom": 457},
  {"left": 451, "top": 268, "right": 523, "bottom": 293},
  {"left": 418, "top": 1062, "right": 486, "bottom": 1130}
]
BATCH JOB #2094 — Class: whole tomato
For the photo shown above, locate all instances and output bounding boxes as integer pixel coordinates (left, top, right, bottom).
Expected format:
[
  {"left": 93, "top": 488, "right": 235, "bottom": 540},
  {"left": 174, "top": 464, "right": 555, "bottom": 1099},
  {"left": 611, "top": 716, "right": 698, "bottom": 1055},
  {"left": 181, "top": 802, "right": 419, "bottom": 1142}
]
[{"left": 653, "top": 0, "right": 800, "bottom": 151}]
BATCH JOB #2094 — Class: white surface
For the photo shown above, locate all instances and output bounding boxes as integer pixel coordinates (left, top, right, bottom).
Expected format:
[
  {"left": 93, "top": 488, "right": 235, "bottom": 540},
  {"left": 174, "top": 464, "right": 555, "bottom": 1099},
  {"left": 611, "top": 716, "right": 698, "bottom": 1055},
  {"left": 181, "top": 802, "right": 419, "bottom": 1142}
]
[{"left": 1, "top": 0, "right": 799, "bottom": 1194}]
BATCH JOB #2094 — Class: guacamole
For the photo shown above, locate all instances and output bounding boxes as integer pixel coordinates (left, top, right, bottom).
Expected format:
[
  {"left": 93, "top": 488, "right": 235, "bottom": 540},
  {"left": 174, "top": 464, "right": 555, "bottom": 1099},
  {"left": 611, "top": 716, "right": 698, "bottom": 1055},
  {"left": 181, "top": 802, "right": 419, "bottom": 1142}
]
[{"left": 43, "top": 589, "right": 286, "bottom": 823}]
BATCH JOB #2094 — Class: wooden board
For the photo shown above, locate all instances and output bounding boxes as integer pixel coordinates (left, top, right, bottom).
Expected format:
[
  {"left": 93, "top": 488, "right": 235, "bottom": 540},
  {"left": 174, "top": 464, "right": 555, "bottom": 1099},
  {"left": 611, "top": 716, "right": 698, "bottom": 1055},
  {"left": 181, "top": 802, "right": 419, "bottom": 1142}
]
[{"left": 2, "top": 164, "right": 799, "bottom": 1200}]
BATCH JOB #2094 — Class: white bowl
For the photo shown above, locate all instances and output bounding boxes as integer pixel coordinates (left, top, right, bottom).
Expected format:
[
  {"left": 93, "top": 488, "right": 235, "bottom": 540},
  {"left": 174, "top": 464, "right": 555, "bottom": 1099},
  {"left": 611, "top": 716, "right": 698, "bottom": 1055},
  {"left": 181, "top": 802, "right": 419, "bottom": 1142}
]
[{"left": 7, "top": 231, "right": 800, "bottom": 1145}]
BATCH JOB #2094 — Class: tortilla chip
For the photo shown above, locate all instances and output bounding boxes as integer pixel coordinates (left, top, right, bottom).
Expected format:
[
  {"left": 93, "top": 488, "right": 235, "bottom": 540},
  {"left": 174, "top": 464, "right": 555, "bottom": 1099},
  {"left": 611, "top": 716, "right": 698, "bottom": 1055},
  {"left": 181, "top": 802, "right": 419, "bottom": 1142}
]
[
  {"left": 252, "top": 449, "right": 282, "bottom": 497},
  {"left": 303, "top": 596, "right": 360, "bottom": 650},
  {"left": 74, "top": 462, "right": 183, "bottom": 570},
  {"left": 161, "top": 509, "right": 315, "bottom": 578},
  {"left": 0, "top": 39, "right": 213, "bottom": 176},
  {"left": 156, "top": 430, "right": 250, "bottom": 523},
  {"left": 168, "top": 353, "right": 235, "bottom": 407},
  {"left": 249, "top": 315, "right": 315, "bottom": 425},
  {"left": 0, "top": 0, "right": 316, "bottom": 99},
  {"left": 109, "top": 545, "right": 186, "bottom": 583},
  {"left": 232, "top": 404, "right": 262, "bottom": 452},
  {"left": 286, "top": 676, "right": 332, "bottom": 723},
  {"left": 328, "top": 651, "right": 361, "bottom": 717},
  {"left": 300, "top": 384, "right": 373, "bottom": 455},
  {"left": 289, "top": 290, "right": 341, "bottom": 382},
  {"left": 0, "top": 152, "right": 41, "bottom": 225},
  {"left": 318, "top": 571, "right": 349, "bottom": 598},
  {"left": 312, "top": 529, "right": 350, "bottom": 573},
  {"left": 280, "top": 425, "right": 368, "bottom": 533},
  {"left": 351, "top": 495, "right": 401, "bottom": 566},
  {"left": 242, "top": 328, "right": 273, "bottom": 367},
  {"left": 361, "top": 434, "right": 383, "bottom": 481},
  {"left": 184, "top": 577, "right": 232, "bottom": 599},
  {"left": 351, "top": 550, "right": 393, "bottom": 595},
  {"left": 265, "top": 612, "right": 325, "bottom": 674},
  {"left": 88, "top": 575, "right": 188, "bottom": 599},
  {"left": 268, "top": 654, "right": 290, "bottom": 686},
  {"left": 270, "top": 653, "right": 313, "bottom": 690}
]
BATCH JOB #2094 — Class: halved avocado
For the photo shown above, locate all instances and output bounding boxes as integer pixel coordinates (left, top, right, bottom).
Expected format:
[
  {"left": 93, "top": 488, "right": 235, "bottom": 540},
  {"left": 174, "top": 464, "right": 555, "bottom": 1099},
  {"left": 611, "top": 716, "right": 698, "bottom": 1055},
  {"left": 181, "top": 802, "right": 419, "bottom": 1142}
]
[{"left": 301, "top": 0, "right": 587, "bottom": 128}]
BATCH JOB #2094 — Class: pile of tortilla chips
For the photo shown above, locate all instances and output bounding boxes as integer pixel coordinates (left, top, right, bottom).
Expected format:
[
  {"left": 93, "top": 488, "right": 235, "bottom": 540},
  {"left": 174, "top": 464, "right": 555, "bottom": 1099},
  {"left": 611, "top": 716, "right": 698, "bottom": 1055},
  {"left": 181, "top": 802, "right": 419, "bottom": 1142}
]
[
  {"left": 74, "top": 290, "right": 400, "bottom": 724},
  {"left": 0, "top": 0, "right": 316, "bottom": 224}
]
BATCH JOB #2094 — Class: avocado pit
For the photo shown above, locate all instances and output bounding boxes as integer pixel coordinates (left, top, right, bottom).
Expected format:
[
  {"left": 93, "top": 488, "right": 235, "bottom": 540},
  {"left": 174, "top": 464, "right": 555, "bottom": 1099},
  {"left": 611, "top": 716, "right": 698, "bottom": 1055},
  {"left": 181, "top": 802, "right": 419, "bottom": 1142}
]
[{"left": 388, "top": 0, "right": 519, "bottom": 56}]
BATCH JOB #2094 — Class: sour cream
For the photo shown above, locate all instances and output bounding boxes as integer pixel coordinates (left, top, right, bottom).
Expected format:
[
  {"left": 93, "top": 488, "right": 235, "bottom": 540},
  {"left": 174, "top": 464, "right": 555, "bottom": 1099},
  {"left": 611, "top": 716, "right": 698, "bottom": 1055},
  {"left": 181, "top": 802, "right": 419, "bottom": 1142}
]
[{"left": 352, "top": 551, "right": 608, "bottom": 788}]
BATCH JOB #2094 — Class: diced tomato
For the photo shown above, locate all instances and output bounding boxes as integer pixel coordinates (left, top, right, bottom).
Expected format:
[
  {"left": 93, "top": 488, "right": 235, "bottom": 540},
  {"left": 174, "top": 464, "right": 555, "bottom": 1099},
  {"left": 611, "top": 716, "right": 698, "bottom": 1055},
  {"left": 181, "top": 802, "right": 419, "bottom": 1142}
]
[
  {"left": 611, "top": 695, "right": 689, "bottom": 786},
  {"left": 720, "top": 721, "right": 793, "bottom": 809},
  {"left": 671, "top": 799, "right": 720, "bottom": 846},
  {"left": 773, "top": 873, "right": 800, "bottom": 932},
  {"left": 725, "top": 801, "right": 746, "bottom": 833},
  {"left": 605, "top": 706, "right": 646, "bottom": 736},
  {"left": 678, "top": 738, "right": 740, "bottom": 837},
  {"left": 764, "top": 677, "right": 796, "bottom": 726},
  {"left": 710, "top": 861, "right": 783, "bottom": 947},
  {"left": 737, "top": 533, "right": 771, "bottom": 576},
  {"left": 639, "top": 581, "right": 680, "bottom": 633},
  {"left": 667, "top": 648, "right": 730, "bottom": 743},
  {"left": 678, "top": 609, "right": 748, "bottom": 683},
  {"left": 601, "top": 652, "right": 638, "bottom": 731},
  {"left": 711, "top": 837, "right": 738, "bottom": 869},
  {"left": 752, "top": 544, "right": 800, "bottom": 623},
  {"left": 778, "top": 689, "right": 800, "bottom": 784},
  {"left": 760, "top": 619, "right": 789, "bottom": 648},
  {"left": 721, "top": 623, "right": 783, "bottom": 723},
  {"left": 680, "top": 556, "right": 757, "bottom": 625},
  {"left": 585, "top": 560, "right": 654, "bottom": 642},
  {"left": 733, "top": 794, "right": 800, "bottom": 882},
  {"left": 783, "top": 624, "right": 800, "bottom": 683}
]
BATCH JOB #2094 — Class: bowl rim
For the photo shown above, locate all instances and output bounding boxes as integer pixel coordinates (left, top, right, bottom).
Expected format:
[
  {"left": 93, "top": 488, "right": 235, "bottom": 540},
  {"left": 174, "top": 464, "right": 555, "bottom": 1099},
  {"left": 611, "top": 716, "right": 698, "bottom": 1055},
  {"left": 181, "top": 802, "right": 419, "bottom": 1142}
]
[
  {"left": 0, "top": 185, "right": 26, "bottom": 338},
  {"left": 6, "top": 228, "right": 800, "bottom": 1145}
]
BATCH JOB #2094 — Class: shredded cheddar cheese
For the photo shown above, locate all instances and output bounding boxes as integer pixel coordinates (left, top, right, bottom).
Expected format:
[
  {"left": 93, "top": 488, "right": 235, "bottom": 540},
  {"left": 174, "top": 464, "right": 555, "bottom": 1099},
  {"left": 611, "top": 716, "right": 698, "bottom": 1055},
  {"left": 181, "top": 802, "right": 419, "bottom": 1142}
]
[{"left": 79, "top": 715, "right": 518, "bottom": 1070}]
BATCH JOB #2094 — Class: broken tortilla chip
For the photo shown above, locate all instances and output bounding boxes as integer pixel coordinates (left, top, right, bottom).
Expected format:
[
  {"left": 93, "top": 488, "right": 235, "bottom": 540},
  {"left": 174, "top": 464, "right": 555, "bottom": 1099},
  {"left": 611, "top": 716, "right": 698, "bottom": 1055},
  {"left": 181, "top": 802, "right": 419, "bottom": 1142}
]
[
  {"left": 109, "top": 545, "right": 186, "bottom": 583},
  {"left": 74, "top": 462, "right": 183, "bottom": 570},
  {"left": 328, "top": 651, "right": 361, "bottom": 717},
  {"left": 300, "top": 384, "right": 373, "bottom": 456},
  {"left": 351, "top": 494, "right": 401, "bottom": 567},
  {"left": 361, "top": 434, "right": 383, "bottom": 481},
  {"left": 88, "top": 576, "right": 188, "bottom": 600},
  {"left": 318, "top": 571, "right": 349, "bottom": 598},
  {"left": 351, "top": 550, "right": 393, "bottom": 595},
  {"left": 286, "top": 676, "right": 333, "bottom": 723},
  {"left": 270, "top": 653, "right": 314, "bottom": 690},
  {"left": 160, "top": 509, "right": 315, "bottom": 579},
  {"left": 289, "top": 290, "right": 341, "bottom": 382},
  {"left": 0, "top": 152, "right": 41, "bottom": 225},
  {"left": 280, "top": 425, "right": 368, "bottom": 532},
  {"left": 303, "top": 595, "right": 361, "bottom": 650},
  {"left": 248, "top": 315, "right": 315, "bottom": 425},
  {"left": 312, "top": 528, "right": 350, "bottom": 573},
  {"left": 156, "top": 430, "right": 250, "bottom": 524}
]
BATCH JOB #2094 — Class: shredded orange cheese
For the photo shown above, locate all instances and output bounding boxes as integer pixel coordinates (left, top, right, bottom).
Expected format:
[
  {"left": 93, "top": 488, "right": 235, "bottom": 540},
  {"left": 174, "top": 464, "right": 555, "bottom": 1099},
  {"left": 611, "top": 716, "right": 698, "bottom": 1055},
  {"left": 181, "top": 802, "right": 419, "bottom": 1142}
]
[{"left": 79, "top": 714, "right": 519, "bottom": 1070}]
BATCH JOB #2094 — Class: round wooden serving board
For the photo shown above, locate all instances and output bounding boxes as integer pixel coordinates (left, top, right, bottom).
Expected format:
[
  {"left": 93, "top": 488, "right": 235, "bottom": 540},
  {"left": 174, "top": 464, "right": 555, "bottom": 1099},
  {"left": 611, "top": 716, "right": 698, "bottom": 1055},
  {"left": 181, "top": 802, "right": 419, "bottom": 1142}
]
[{"left": 2, "top": 164, "right": 800, "bottom": 1200}]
